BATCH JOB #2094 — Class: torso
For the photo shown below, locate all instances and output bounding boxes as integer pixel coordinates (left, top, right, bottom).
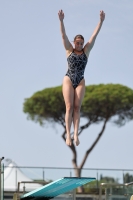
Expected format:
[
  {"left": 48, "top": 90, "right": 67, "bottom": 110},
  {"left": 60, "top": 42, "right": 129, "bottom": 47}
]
[{"left": 65, "top": 49, "right": 88, "bottom": 89}]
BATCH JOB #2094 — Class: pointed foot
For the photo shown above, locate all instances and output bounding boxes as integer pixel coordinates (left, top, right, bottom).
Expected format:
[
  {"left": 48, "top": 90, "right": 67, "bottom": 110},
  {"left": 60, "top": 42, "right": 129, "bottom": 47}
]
[
  {"left": 74, "top": 135, "right": 80, "bottom": 146},
  {"left": 66, "top": 135, "right": 72, "bottom": 146}
]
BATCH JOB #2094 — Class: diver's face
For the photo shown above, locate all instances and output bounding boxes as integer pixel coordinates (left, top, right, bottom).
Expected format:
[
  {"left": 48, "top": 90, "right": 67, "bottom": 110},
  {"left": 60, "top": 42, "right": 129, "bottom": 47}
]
[{"left": 74, "top": 38, "right": 84, "bottom": 51}]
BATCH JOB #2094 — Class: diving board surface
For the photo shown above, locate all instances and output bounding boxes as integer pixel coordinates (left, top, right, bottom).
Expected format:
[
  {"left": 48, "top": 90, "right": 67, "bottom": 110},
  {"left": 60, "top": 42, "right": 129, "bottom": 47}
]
[{"left": 21, "top": 177, "right": 95, "bottom": 200}]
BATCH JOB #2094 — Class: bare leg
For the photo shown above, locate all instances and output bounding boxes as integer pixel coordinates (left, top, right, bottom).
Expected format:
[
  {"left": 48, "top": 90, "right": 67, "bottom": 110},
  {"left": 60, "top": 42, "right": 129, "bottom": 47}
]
[
  {"left": 73, "top": 79, "right": 85, "bottom": 146},
  {"left": 62, "top": 76, "right": 74, "bottom": 146}
]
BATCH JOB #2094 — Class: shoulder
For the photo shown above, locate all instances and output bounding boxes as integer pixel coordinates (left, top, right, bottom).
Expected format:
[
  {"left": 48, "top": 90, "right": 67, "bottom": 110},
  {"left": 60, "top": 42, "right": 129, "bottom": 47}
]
[
  {"left": 66, "top": 49, "right": 73, "bottom": 58},
  {"left": 83, "top": 42, "right": 92, "bottom": 58}
]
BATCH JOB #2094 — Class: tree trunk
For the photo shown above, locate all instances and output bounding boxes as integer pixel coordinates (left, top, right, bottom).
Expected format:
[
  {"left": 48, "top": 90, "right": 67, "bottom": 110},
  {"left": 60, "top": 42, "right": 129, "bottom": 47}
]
[
  {"left": 61, "top": 118, "right": 108, "bottom": 193},
  {"left": 79, "top": 118, "right": 108, "bottom": 169},
  {"left": 62, "top": 131, "right": 84, "bottom": 193},
  {"left": 74, "top": 168, "right": 81, "bottom": 177},
  {"left": 73, "top": 167, "right": 84, "bottom": 193}
]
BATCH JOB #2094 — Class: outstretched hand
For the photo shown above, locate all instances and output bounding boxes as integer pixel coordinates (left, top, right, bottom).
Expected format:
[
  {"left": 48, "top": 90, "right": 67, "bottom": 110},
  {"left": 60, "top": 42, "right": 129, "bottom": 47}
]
[
  {"left": 100, "top": 10, "right": 105, "bottom": 22},
  {"left": 58, "top": 10, "right": 64, "bottom": 21}
]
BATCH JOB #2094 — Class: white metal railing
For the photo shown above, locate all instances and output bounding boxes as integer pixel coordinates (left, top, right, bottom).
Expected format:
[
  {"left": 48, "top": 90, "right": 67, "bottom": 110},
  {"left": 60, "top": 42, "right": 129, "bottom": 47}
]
[
  {"left": 0, "top": 157, "right": 4, "bottom": 200},
  {"left": 17, "top": 181, "right": 45, "bottom": 194},
  {"left": 99, "top": 182, "right": 133, "bottom": 200}
]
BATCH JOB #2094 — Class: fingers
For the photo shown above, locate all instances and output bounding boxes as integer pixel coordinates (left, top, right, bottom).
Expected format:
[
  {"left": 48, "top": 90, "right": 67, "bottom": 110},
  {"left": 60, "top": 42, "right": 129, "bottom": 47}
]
[
  {"left": 100, "top": 10, "right": 105, "bottom": 21},
  {"left": 58, "top": 9, "right": 63, "bottom": 13},
  {"left": 58, "top": 9, "right": 64, "bottom": 20},
  {"left": 58, "top": 9, "right": 64, "bottom": 16},
  {"left": 100, "top": 10, "right": 105, "bottom": 16}
]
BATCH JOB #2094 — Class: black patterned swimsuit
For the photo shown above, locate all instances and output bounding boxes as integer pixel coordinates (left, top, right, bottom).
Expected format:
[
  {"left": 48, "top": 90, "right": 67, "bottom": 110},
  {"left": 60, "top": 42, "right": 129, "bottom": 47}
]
[{"left": 66, "top": 49, "right": 88, "bottom": 89}]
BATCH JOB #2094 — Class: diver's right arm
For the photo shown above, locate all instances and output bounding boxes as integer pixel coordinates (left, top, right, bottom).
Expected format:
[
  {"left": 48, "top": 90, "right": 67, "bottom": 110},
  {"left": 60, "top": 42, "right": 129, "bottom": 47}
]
[{"left": 58, "top": 10, "right": 73, "bottom": 53}]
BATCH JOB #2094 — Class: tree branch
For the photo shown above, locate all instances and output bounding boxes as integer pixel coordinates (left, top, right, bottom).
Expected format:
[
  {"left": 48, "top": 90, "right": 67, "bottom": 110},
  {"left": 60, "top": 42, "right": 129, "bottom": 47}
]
[
  {"left": 78, "top": 115, "right": 98, "bottom": 135},
  {"left": 58, "top": 117, "right": 65, "bottom": 128},
  {"left": 78, "top": 120, "right": 92, "bottom": 136},
  {"left": 78, "top": 116, "right": 98, "bottom": 136},
  {"left": 62, "top": 130, "right": 78, "bottom": 168},
  {"left": 79, "top": 117, "right": 108, "bottom": 169}
]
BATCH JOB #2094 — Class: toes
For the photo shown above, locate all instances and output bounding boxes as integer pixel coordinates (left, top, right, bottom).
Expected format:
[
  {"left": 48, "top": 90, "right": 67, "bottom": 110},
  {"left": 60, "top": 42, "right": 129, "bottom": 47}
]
[
  {"left": 66, "top": 141, "right": 71, "bottom": 146},
  {"left": 75, "top": 140, "right": 80, "bottom": 146}
]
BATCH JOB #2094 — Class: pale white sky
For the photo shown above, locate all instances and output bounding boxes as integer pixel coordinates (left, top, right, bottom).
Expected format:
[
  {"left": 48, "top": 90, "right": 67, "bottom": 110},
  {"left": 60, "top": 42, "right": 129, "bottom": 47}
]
[{"left": 0, "top": 0, "right": 133, "bottom": 180}]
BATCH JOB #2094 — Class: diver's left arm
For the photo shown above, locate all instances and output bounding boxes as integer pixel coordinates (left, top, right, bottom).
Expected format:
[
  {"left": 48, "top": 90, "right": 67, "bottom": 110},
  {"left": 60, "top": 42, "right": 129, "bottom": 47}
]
[{"left": 84, "top": 10, "right": 105, "bottom": 57}]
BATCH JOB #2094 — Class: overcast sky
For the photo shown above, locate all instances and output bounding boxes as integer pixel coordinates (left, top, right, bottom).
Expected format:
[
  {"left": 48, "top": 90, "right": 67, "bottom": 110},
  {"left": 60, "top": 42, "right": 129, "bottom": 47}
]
[{"left": 0, "top": 0, "right": 133, "bottom": 180}]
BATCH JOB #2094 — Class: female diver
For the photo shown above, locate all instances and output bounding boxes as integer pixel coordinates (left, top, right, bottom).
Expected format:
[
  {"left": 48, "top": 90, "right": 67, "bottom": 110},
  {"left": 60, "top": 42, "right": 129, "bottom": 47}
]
[{"left": 58, "top": 10, "right": 105, "bottom": 146}]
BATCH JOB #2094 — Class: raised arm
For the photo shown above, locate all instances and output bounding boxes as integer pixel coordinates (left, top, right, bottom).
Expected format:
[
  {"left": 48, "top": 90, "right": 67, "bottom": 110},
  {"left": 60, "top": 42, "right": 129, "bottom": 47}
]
[
  {"left": 84, "top": 10, "right": 105, "bottom": 57},
  {"left": 58, "top": 10, "right": 73, "bottom": 53}
]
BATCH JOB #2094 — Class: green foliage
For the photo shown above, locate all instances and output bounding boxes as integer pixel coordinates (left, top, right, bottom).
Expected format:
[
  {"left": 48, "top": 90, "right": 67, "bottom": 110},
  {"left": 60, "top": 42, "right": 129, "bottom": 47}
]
[
  {"left": 124, "top": 173, "right": 133, "bottom": 183},
  {"left": 23, "top": 84, "right": 133, "bottom": 126},
  {"left": 82, "top": 176, "right": 119, "bottom": 194},
  {"left": 82, "top": 84, "right": 133, "bottom": 125},
  {"left": 23, "top": 86, "right": 65, "bottom": 125},
  {"left": 100, "top": 175, "right": 118, "bottom": 183},
  {"left": 81, "top": 180, "right": 103, "bottom": 194}
]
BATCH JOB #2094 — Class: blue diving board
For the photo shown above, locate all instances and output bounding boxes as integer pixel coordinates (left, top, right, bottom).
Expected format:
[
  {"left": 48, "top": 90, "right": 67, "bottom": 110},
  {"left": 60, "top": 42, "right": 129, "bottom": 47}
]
[{"left": 21, "top": 177, "right": 96, "bottom": 200}]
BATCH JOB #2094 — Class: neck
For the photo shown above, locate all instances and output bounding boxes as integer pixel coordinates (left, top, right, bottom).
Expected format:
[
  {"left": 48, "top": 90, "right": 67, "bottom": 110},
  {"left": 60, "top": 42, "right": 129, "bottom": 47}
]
[{"left": 74, "top": 49, "right": 83, "bottom": 52}]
